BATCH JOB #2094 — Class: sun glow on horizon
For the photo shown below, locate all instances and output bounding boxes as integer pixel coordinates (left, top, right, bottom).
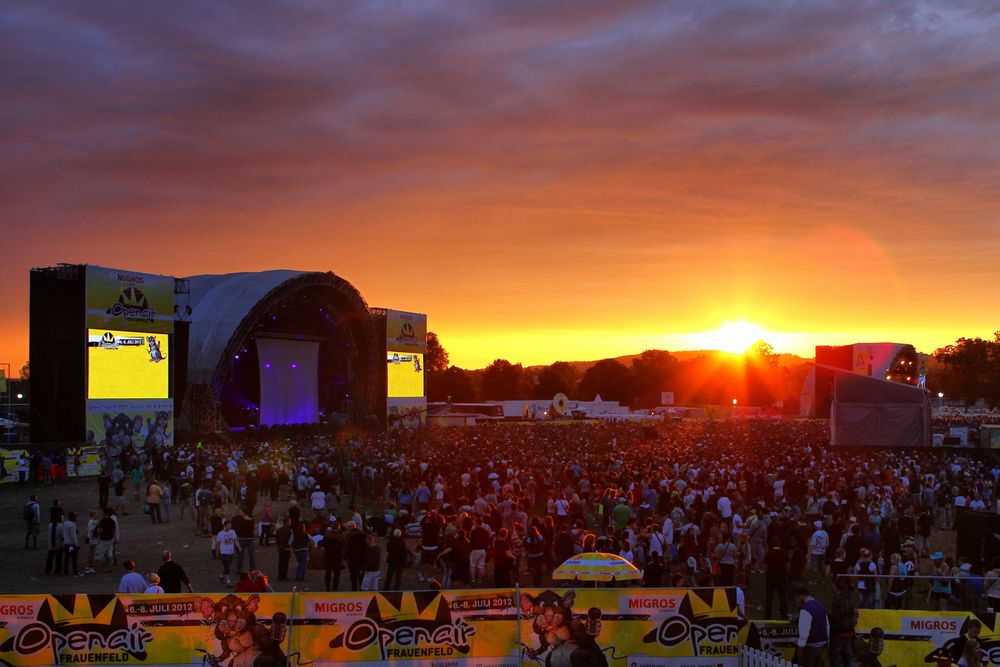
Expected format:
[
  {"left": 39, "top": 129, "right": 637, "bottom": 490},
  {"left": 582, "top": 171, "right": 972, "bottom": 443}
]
[{"left": 690, "top": 320, "right": 771, "bottom": 354}]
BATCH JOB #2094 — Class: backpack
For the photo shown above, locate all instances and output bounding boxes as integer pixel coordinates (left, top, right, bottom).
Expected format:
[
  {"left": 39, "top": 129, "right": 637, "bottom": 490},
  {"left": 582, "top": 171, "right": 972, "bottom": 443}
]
[{"left": 23, "top": 503, "right": 35, "bottom": 522}]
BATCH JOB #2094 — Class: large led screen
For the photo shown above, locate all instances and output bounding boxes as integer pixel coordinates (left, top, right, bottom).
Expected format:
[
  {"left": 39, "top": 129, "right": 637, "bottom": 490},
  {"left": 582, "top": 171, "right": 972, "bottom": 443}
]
[
  {"left": 387, "top": 351, "right": 424, "bottom": 397},
  {"left": 87, "top": 329, "right": 169, "bottom": 399}
]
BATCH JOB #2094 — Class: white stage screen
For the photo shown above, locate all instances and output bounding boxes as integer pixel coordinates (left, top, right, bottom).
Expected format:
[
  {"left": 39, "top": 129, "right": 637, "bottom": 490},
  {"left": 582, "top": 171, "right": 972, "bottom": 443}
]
[{"left": 256, "top": 337, "right": 319, "bottom": 426}]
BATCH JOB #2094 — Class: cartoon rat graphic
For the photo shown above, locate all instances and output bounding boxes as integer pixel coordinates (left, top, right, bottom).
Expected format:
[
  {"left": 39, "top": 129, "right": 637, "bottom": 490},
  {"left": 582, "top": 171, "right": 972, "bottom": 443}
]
[
  {"left": 199, "top": 594, "right": 286, "bottom": 667},
  {"left": 147, "top": 336, "right": 165, "bottom": 363},
  {"left": 519, "top": 590, "right": 608, "bottom": 667}
]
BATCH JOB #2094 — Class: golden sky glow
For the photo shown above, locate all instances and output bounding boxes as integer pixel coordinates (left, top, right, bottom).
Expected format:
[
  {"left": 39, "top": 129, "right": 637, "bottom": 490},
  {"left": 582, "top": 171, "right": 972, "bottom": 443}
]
[{"left": 1, "top": 3, "right": 998, "bottom": 371}]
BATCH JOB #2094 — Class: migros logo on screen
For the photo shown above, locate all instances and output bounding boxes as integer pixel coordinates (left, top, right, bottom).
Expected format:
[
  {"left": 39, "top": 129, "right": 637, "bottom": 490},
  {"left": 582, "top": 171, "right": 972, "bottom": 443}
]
[{"left": 114, "top": 272, "right": 145, "bottom": 285}]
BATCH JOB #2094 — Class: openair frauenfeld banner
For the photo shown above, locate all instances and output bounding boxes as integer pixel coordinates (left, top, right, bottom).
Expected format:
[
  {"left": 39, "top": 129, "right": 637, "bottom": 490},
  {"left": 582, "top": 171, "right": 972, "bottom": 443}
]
[
  {"left": 749, "top": 611, "right": 1000, "bottom": 666},
  {"left": 86, "top": 266, "right": 174, "bottom": 335},
  {"left": 0, "top": 588, "right": 749, "bottom": 667}
]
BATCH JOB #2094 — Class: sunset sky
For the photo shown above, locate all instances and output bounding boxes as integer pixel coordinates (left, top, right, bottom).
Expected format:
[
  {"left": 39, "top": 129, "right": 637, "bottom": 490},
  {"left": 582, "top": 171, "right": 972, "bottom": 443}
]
[{"left": 1, "top": 1, "right": 998, "bottom": 371}]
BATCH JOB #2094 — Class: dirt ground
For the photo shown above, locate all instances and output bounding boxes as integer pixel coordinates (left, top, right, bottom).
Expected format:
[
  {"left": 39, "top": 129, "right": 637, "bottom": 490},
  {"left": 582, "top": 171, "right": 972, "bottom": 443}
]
[{"left": 0, "top": 476, "right": 965, "bottom": 617}]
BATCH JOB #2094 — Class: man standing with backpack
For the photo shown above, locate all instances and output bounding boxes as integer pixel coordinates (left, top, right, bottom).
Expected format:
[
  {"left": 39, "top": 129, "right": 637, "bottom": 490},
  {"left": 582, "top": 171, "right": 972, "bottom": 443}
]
[{"left": 24, "top": 494, "right": 40, "bottom": 549}]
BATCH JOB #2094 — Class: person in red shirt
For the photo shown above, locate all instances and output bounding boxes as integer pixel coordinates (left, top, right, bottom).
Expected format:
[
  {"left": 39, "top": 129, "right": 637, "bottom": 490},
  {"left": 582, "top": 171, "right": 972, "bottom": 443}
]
[{"left": 233, "top": 571, "right": 256, "bottom": 592}]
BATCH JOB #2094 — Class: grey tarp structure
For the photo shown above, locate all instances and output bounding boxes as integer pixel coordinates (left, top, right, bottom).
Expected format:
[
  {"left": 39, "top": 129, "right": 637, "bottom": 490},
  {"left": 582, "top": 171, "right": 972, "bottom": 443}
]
[
  {"left": 185, "top": 270, "right": 307, "bottom": 385},
  {"left": 830, "top": 366, "right": 929, "bottom": 447}
]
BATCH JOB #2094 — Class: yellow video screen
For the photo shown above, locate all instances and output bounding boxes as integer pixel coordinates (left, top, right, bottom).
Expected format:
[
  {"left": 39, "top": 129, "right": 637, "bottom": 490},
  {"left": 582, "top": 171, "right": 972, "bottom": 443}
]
[
  {"left": 88, "top": 329, "right": 169, "bottom": 399},
  {"left": 387, "top": 351, "right": 424, "bottom": 397}
]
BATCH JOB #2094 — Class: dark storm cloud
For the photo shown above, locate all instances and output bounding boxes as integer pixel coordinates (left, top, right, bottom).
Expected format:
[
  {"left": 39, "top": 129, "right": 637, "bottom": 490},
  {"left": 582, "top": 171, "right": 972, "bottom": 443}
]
[{"left": 1, "top": 0, "right": 998, "bottom": 225}]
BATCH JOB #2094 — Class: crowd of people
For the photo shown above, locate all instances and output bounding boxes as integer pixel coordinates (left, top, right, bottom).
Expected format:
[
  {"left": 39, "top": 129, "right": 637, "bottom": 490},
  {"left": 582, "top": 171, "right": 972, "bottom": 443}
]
[{"left": 18, "top": 418, "right": 1000, "bottom": 625}]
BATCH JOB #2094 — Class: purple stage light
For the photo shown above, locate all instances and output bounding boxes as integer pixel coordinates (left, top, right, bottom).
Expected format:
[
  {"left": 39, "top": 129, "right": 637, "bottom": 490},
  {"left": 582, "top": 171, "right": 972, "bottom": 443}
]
[
  {"left": 265, "top": 363, "right": 271, "bottom": 369},
  {"left": 291, "top": 363, "right": 298, "bottom": 369},
  {"left": 235, "top": 354, "right": 240, "bottom": 360}
]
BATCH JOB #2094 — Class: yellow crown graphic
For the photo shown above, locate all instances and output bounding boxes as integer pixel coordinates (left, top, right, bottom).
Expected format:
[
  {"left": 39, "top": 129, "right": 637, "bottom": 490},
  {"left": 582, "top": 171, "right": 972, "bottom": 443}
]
[
  {"left": 40, "top": 594, "right": 129, "bottom": 628},
  {"left": 686, "top": 589, "right": 736, "bottom": 620},
  {"left": 373, "top": 593, "right": 446, "bottom": 624}
]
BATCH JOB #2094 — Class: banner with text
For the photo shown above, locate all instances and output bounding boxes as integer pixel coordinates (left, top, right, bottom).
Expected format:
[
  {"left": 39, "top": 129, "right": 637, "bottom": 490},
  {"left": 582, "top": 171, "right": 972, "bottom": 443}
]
[
  {"left": 0, "top": 589, "right": 747, "bottom": 667},
  {"left": 1, "top": 448, "right": 29, "bottom": 484},
  {"left": 292, "top": 589, "right": 519, "bottom": 667},
  {"left": 386, "top": 309, "right": 427, "bottom": 354},
  {"left": 0, "top": 593, "right": 292, "bottom": 667},
  {"left": 857, "top": 609, "right": 1000, "bottom": 666},
  {"left": 519, "top": 587, "right": 745, "bottom": 667},
  {"left": 86, "top": 265, "right": 175, "bottom": 334}
]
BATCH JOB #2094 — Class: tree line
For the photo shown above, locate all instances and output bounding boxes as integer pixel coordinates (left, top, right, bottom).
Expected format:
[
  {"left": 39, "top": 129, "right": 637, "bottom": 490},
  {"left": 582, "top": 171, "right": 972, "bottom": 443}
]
[
  {"left": 928, "top": 332, "right": 1000, "bottom": 407},
  {"left": 425, "top": 333, "right": 811, "bottom": 411},
  {"left": 428, "top": 330, "right": 1000, "bottom": 409}
]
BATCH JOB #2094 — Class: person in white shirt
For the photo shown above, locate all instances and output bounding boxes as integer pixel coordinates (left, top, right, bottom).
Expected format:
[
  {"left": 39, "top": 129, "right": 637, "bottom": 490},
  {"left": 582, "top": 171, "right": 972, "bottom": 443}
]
[
  {"left": 554, "top": 494, "right": 570, "bottom": 517},
  {"left": 717, "top": 495, "right": 733, "bottom": 521},
  {"left": 310, "top": 487, "right": 327, "bottom": 518},
  {"left": 85, "top": 510, "right": 99, "bottom": 574},
  {"left": 808, "top": 521, "right": 829, "bottom": 573},
  {"left": 217, "top": 520, "right": 239, "bottom": 587},
  {"left": 661, "top": 516, "right": 674, "bottom": 557},
  {"left": 61, "top": 512, "right": 80, "bottom": 576},
  {"left": 649, "top": 526, "right": 667, "bottom": 560},
  {"left": 118, "top": 560, "right": 147, "bottom": 593}
]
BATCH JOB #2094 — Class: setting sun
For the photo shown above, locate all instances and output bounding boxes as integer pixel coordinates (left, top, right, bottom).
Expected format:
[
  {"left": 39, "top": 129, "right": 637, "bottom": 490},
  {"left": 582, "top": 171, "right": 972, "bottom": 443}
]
[{"left": 692, "top": 320, "right": 770, "bottom": 354}]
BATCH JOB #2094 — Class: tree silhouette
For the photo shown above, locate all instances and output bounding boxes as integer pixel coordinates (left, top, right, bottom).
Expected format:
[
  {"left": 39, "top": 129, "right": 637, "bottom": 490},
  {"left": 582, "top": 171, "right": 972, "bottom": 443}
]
[
  {"left": 532, "top": 361, "right": 578, "bottom": 399},
  {"left": 425, "top": 332, "right": 449, "bottom": 373},
  {"left": 577, "top": 358, "right": 633, "bottom": 404},
  {"left": 932, "top": 335, "right": 1000, "bottom": 406},
  {"left": 481, "top": 359, "right": 525, "bottom": 400},
  {"left": 435, "top": 366, "right": 477, "bottom": 402},
  {"left": 630, "top": 350, "right": 680, "bottom": 408}
]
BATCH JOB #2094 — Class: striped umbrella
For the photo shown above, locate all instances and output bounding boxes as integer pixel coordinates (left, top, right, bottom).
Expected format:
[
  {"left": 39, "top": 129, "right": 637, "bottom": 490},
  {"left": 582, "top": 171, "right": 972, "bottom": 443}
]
[{"left": 552, "top": 551, "right": 642, "bottom": 582}]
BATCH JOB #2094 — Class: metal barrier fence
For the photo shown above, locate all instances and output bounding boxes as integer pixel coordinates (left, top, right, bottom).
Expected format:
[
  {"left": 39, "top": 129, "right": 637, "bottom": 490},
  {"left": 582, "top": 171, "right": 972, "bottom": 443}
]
[{"left": 740, "top": 646, "right": 799, "bottom": 667}]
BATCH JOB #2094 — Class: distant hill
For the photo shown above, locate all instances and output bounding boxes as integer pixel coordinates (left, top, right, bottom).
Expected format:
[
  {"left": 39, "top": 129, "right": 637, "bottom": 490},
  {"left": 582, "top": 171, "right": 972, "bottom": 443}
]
[{"left": 521, "top": 349, "right": 811, "bottom": 374}]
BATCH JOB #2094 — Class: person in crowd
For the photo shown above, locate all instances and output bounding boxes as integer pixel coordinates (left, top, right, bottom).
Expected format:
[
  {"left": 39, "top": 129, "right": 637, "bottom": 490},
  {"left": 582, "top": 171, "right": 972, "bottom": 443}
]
[
  {"left": 24, "top": 494, "right": 40, "bottom": 550},
  {"left": 763, "top": 536, "right": 789, "bottom": 619},
  {"left": 275, "top": 516, "right": 292, "bottom": 581},
  {"left": 290, "top": 521, "right": 311, "bottom": 582},
  {"left": 119, "top": 560, "right": 147, "bottom": 593},
  {"left": 84, "top": 509, "right": 99, "bottom": 574},
  {"left": 794, "top": 586, "right": 830, "bottom": 667},
  {"left": 524, "top": 524, "right": 546, "bottom": 586},
  {"left": 144, "top": 573, "right": 164, "bottom": 594},
  {"left": 853, "top": 548, "right": 878, "bottom": 609},
  {"left": 258, "top": 501, "right": 274, "bottom": 547},
  {"left": 959, "top": 639, "right": 981, "bottom": 667},
  {"left": 232, "top": 506, "right": 256, "bottom": 573},
  {"left": 361, "top": 534, "right": 381, "bottom": 591},
  {"left": 234, "top": 571, "right": 256, "bottom": 593},
  {"left": 492, "top": 527, "right": 514, "bottom": 587},
  {"left": 345, "top": 521, "right": 367, "bottom": 591},
  {"left": 146, "top": 479, "right": 163, "bottom": 524},
  {"left": 385, "top": 528, "right": 409, "bottom": 590},
  {"left": 157, "top": 550, "right": 194, "bottom": 593},
  {"left": 44, "top": 510, "right": 65, "bottom": 575},
  {"left": 323, "top": 523, "right": 344, "bottom": 591},
  {"left": 95, "top": 508, "right": 118, "bottom": 572},
  {"left": 217, "top": 519, "right": 238, "bottom": 587},
  {"left": 828, "top": 577, "right": 857, "bottom": 667},
  {"left": 61, "top": 511, "right": 80, "bottom": 576},
  {"left": 929, "top": 552, "right": 954, "bottom": 611}
]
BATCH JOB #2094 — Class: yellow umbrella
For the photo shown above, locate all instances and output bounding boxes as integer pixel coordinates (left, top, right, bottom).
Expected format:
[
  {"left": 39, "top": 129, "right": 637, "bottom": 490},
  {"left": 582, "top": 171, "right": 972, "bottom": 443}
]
[{"left": 552, "top": 551, "right": 642, "bottom": 582}]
